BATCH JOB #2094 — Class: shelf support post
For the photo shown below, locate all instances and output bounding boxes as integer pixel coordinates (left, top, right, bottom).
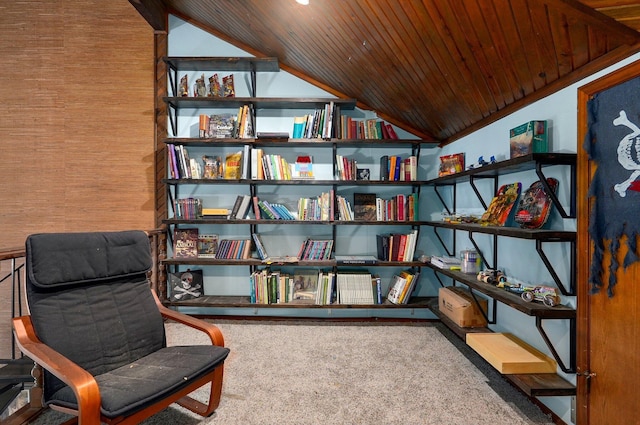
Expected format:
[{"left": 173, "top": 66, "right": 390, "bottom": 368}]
[
  {"left": 536, "top": 316, "right": 576, "bottom": 373},
  {"left": 535, "top": 239, "right": 576, "bottom": 296}
]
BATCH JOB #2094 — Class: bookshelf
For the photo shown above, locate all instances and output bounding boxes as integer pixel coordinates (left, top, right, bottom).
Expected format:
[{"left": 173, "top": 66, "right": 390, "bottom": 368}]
[
  {"left": 160, "top": 56, "right": 438, "bottom": 317},
  {"left": 423, "top": 153, "right": 577, "bottom": 396}
]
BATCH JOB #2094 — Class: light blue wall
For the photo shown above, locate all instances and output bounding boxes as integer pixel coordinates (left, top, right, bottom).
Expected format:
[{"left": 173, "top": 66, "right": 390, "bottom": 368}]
[{"left": 168, "top": 14, "right": 640, "bottom": 424}]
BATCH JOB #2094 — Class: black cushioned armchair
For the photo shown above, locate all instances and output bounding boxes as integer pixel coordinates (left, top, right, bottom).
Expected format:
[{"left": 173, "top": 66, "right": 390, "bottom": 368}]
[{"left": 12, "top": 230, "right": 230, "bottom": 424}]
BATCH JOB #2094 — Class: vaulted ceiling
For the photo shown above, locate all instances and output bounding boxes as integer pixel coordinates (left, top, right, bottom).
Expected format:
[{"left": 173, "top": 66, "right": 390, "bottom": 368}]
[{"left": 130, "top": 0, "right": 640, "bottom": 145}]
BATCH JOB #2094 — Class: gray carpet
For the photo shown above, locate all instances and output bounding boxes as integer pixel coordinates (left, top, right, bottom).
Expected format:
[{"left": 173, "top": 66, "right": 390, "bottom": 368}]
[{"left": 29, "top": 320, "right": 554, "bottom": 425}]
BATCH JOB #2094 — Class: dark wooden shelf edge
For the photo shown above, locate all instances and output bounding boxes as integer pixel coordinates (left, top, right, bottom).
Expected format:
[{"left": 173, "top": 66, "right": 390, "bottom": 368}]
[
  {"left": 506, "top": 373, "right": 576, "bottom": 397},
  {"left": 424, "top": 153, "right": 577, "bottom": 186},
  {"left": 427, "top": 299, "right": 575, "bottom": 397},
  {"left": 163, "top": 137, "right": 436, "bottom": 147},
  {"left": 162, "top": 258, "right": 430, "bottom": 267},
  {"left": 426, "top": 264, "right": 576, "bottom": 319},
  {"left": 166, "top": 296, "right": 434, "bottom": 309},
  {"left": 423, "top": 220, "right": 576, "bottom": 241}
]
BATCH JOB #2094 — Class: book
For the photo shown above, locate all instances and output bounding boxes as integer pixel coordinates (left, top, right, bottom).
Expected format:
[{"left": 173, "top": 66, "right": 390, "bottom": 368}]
[
  {"left": 202, "top": 208, "right": 230, "bottom": 218},
  {"left": 169, "top": 269, "right": 203, "bottom": 301},
  {"left": 257, "top": 132, "right": 289, "bottom": 139},
  {"left": 386, "top": 274, "right": 407, "bottom": 304},
  {"left": 197, "top": 234, "right": 219, "bottom": 258},
  {"left": 480, "top": 182, "right": 522, "bottom": 226},
  {"left": 353, "top": 192, "right": 377, "bottom": 221},
  {"left": 252, "top": 233, "right": 269, "bottom": 260},
  {"left": 291, "top": 269, "right": 319, "bottom": 303},
  {"left": 173, "top": 228, "right": 198, "bottom": 258},
  {"left": 207, "top": 114, "right": 235, "bottom": 138},
  {"left": 225, "top": 151, "right": 243, "bottom": 179},
  {"left": 335, "top": 255, "right": 378, "bottom": 265},
  {"left": 430, "top": 256, "right": 462, "bottom": 270}
]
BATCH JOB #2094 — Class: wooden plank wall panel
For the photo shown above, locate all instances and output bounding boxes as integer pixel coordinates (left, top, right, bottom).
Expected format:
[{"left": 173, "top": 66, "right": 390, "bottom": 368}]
[{"left": 0, "top": 0, "right": 156, "bottom": 249}]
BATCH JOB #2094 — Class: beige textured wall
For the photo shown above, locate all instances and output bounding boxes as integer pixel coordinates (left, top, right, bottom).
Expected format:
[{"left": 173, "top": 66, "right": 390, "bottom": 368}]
[
  {"left": 0, "top": 0, "right": 156, "bottom": 247},
  {"left": 0, "top": 1, "right": 156, "bottom": 358}
]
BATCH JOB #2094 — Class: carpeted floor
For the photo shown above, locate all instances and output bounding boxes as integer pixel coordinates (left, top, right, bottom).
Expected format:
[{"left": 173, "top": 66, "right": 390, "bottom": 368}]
[{"left": 28, "top": 320, "right": 554, "bottom": 425}]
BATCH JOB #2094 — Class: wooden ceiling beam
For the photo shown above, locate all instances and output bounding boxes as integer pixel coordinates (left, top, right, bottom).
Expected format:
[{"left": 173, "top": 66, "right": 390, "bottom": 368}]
[
  {"left": 542, "top": 0, "right": 640, "bottom": 44},
  {"left": 129, "top": 0, "right": 168, "bottom": 33}
]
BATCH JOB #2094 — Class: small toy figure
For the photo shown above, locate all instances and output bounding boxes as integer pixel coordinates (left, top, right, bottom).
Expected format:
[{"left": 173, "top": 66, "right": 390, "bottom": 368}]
[
  {"left": 520, "top": 285, "right": 560, "bottom": 307},
  {"left": 477, "top": 269, "right": 506, "bottom": 285},
  {"left": 194, "top": 74, "right": 207, "bottom": 97}
]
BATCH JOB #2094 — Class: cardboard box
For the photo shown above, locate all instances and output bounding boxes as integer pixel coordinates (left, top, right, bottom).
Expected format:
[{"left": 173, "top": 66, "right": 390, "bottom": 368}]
[
  {"left": 438, "top": 286, "right": 488, "bottom": 328},
  {"left": 466, "top": 333, "right": 557, "bottom": 374},
  {"left": 509, "top": 120, "right": 548, "bottom": 158}
]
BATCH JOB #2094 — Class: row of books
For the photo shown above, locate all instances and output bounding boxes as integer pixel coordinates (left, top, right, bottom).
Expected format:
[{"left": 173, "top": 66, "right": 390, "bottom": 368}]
[
  {"left": 340, "top": 116, "right": 399, "bottom": 140},
  {"left": 208, "top": 238, "right": 252, "bottom": 260},
  {"left": 380, "top": 155, "right": 418, "bottom": 181},
  {"left": 352, "top": 192, "right": 420, "bottom": 222},
  {"left": 376, "top": 230, "right": 419, "bottom": 262},
  {"left": 298, "top": 191, "right": 332, "bottom": 221},
  {"left": 173, "top": 229, "right": 251, "bottom": 259},
  {"left": 376, "top": 193, "right": 419, "bottom": 222},
  {"left": 386, "top": 270, "right": 420, "bottom": 304},
  {"left": 174, "top": 197, "right": 203, "bottom": 219},
  {"left": 176, "top": 191, "right": 418, "bottom": 222},
  {"left": 168, "top": 144, "right": 202, "bottom": 179},
  {"left": 170, "top": 143, "right": 419, "bottom": 183},
  {"left": 297, "top": 238, "right": 334, "bottom": 261},
  {"left": 292, "top": 102, "right": 337, "bottom": 139},
  {"left": 249, "top": 268, "right": 405, "bottom": 305},
  {"left": 197, "top": 105, "right": 254, "bottom": 139},
  {"left": 174, "top": 227, "right": 416, "bottom": 262}
]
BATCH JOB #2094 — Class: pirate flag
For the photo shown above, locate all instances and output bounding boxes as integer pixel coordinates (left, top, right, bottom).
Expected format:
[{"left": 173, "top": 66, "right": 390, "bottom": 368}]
[{"left": 584, "top": 76, "right": 640, "bottom": 297}]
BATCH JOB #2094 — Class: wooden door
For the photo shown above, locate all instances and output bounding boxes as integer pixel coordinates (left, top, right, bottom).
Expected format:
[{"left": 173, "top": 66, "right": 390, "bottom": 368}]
[{"left": 577, "top": 60, "right": 640, "bottom": 425}]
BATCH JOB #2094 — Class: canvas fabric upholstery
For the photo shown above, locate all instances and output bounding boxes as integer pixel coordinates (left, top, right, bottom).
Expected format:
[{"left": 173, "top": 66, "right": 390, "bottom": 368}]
[{"left": 24, "top": 231, "right": 229, "bottom": 418}]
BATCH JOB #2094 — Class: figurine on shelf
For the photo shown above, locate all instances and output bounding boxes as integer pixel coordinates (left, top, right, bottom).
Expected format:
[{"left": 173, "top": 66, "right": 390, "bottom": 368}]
[
  {"left": 179, "top": 74, "right": 189, "bottom": 97},
  {"left": 208, "top": 73, "right": 222, "bottom": 97},
  {"left": 194, "top": 74, "right": 207, "bottom": 97}
]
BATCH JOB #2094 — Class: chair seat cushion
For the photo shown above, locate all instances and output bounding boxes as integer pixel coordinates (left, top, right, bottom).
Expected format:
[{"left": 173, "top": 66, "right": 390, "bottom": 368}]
[{"left": 47, "top": 345, "right": 230, "bottom": 418}]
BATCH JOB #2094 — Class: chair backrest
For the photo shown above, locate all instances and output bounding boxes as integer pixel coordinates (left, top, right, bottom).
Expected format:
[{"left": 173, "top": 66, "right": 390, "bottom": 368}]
[{"left": 25, "top": 230, "right": 166, "bottom": 401}]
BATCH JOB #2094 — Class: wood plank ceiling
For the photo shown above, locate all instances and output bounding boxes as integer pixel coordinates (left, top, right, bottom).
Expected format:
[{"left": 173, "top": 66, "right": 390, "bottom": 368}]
[{"left": 130, "top": 0, "right": 640, "bottom": 145}]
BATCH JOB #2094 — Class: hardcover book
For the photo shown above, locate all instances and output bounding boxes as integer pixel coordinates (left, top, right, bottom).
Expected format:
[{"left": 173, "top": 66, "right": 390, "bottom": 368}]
[
  {"left": 173, "top": 228, "right": 199, "bottom": 258},
  {"left": 197, "top": 234, "right": 219, "bottom": 258},
  {"left": 353, "top": 192, "right": 377, "bottom": 221}
]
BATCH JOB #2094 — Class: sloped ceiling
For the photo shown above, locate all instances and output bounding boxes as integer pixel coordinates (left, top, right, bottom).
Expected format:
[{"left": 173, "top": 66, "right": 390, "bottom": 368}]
[{"left": 130, "top": 0, "right": 640, "bottom": 145}]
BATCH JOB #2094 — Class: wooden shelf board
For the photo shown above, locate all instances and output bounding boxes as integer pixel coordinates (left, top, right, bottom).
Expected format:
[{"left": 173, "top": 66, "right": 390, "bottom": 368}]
[
  {"left": 427, "top": 299, "right": 575, "bottom": 396},
  {"left": 426, "top": 265, "right": 575, "bottom": 319},
  {"left": 163, "top": 56, "right": 280, "bottom": 72},
  {"left": 424, "top": 220, "right": 576, "bottom": 241},
  {"left": 425, "top": 153, "right": 576, "bottom": 186},
  {"left": 166, "top": 296, "right": 433, "bottom": 309}
]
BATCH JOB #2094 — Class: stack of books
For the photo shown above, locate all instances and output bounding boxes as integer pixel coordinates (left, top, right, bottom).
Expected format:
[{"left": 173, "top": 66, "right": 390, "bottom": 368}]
[{"left": 430, "top": 256, "right": 462, "bottom": 270}]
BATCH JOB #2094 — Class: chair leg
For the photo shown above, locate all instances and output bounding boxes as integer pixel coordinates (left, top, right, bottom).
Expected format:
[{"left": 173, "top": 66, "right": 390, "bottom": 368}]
[{"left": 176, "top": 365, "right": 224, "bottom": 417}]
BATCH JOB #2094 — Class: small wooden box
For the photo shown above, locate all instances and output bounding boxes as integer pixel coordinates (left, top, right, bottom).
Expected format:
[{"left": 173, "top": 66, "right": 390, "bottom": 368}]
[{"left": 466, "top": 333, "right": 557, "bottom": 374}]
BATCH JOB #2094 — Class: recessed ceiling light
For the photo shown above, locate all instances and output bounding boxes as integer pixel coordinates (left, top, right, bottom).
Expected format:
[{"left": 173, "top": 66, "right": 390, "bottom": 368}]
[{"left": 296, "top": 0, "right": 309, "bottom": 4}]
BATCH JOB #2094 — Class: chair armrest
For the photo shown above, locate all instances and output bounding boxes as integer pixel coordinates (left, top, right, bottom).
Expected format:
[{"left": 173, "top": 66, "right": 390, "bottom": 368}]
[
  {"left": 12, "top": 316, "right": 102, "bottom": 424},
  {"left": 152, "top": 290, "right": 225, "bottom": 347}
]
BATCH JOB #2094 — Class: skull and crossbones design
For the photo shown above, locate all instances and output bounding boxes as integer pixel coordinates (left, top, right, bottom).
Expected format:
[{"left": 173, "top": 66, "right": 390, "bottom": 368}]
[
  {"left": 172, "top": 271, "right": 202, "bottom": 300},
  {"left": 612, "top": 110, "right": 640, "bottom": 197}
]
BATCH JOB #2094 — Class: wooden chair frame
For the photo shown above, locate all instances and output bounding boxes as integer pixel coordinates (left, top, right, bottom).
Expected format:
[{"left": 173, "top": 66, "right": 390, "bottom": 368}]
[{"left": 12, "top": 291, "right": 225, "bottom": 425}]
